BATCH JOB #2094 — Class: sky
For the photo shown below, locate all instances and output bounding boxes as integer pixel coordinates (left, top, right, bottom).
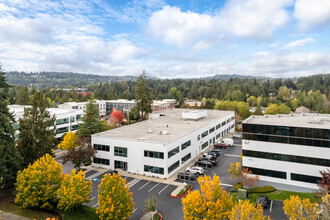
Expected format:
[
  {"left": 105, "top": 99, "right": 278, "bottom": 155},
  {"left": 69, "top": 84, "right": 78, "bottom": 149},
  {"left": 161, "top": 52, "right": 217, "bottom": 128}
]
[{"left": 0, "top": 0, "right": 330, "bottom": 78}]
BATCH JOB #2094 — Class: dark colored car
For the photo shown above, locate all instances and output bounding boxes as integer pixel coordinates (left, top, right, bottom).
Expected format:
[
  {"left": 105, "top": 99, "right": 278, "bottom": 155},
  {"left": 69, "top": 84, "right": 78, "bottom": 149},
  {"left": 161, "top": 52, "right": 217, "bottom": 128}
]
[
  {"left": 195, "top": 160, "right": 213, "bottom": 168},
  {"left": 209, "top": 149, "right": 221, "bottom": 157},
  {"left": 214, "top": 143, "right": 227, "bottom": 149},
  {"left": 199, "top": 157, "right": 217, "bottom": 166},
  {"left": 178, "top": 171, "right": 196, "bottom": 180},
  {"left": 256, "top": 195, "right": 269, "bottom": 208},
  {"left": 109, "top": 170, "right": 118, "bottom": 175}
]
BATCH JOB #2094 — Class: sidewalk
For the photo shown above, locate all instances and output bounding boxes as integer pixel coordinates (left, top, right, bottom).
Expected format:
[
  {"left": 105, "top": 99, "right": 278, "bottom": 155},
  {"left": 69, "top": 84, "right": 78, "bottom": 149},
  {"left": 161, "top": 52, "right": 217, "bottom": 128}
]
[{"left": 0, "top": 211, "right": 31, "bottom": 220}]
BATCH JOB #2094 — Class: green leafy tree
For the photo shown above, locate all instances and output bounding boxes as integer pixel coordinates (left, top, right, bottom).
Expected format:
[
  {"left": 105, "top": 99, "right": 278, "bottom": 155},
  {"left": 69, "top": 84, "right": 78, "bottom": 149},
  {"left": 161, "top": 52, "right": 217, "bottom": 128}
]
[
  {"left": 97, "top": 173, "right": 134, "bottom": 220},
  {"left": 135, "top": 71, "right": 152, "bottom": 120},
  {"left": 0, "top": 65, "right": 22, "bottom": 188},
  {"left": 254, "top": 105, "right": 263, "bottom": 115},
  {"left": 15, "top": 154, "right": 63, "bottom": 209},
  {"left": 129, "top": 106, "right": 141, "bottom": 121},
  {"left": 278, "top": 103, "right": 291, "bottom": 114},
  {"left": 290, "top": 98, "right": 300, "bottom": 111},
  {"left": 265, "top": 104, "right": 278, "bottom": 115},
  {"left": 17, "top": 91, "right": 57, "bottom": 167},
  {"left": 57, "top": 169, "right": 92, "bottom": 212},
  {"left": 237, "top": 102, "right": 251, "bottom": 119},
  {"left": 76, "top": 100, "right": 107, "bottom": 138},
  {"left": 16, "top": 86, "right": 30, "bottom": 105},
  {"left": 168, "top": 87, "right": 183, "bottom": 106}
]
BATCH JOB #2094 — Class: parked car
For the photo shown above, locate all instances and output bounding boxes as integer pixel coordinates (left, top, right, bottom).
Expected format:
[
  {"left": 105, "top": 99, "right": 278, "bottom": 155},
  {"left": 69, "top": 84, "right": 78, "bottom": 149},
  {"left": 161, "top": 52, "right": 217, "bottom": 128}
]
[
  {"left": 256, "top": 195, "right": 269, "bottom": 208},
  {"left": 178, "top": 171, "right": 196, "bottom": 180},
  {"left": 199, "top": 157, "right": 217, "bottom": 166},
  {"left": 186, "top": 166, "right": 204, "bottom": 175},
  {"left": 202, "top": 154, "right": 217, "bottom": 160},
  {"left": 195, "top": 160, "right": 213, "bottom": 168},
  {"left": 214, "top": 143, "right": 227, "bottom": 148},
  {"left": 209, "top": 149, "right": 221, "bottom": 157},
  {"left": 109, "top": 170, "right": 118, "bottom": 175},
  {"left": 204, "top": 152, "right": 218, "bottom": 157},
  {"left": 222, "top": 138, "right": 234, "bottom": 147}
]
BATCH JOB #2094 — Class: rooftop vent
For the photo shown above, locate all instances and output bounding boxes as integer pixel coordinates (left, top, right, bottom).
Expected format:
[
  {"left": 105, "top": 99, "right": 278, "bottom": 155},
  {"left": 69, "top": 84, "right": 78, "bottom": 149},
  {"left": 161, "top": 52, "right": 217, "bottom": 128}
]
[
  {"left": 182, "top": 110, "right": 207, "bottom": 120},
  {"left": 159, "top": 130, "right": 169, "bottom": 135},
  {"left": 148, "top": 129, "right": 152, "bottom": 133}
]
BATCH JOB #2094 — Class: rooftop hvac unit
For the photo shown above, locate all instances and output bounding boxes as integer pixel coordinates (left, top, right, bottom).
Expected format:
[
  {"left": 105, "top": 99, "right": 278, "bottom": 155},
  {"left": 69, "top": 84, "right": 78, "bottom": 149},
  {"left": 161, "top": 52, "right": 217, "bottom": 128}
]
[
  {"left": 159, "top": 130, "right": 168, "bottom": 135},
  {"left": 182, "top": 110, "right": 207, "bottom": 120}
]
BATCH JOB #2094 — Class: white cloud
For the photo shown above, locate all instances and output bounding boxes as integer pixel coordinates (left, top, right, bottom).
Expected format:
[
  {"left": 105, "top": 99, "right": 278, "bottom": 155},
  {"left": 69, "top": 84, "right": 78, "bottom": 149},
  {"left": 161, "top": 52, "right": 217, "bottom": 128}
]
[
  {"left": 294, "top": 0, "right": 330, "bottom": 31},
  {"left": 280, "top": 37, "right": 315, "bottom": 50}
]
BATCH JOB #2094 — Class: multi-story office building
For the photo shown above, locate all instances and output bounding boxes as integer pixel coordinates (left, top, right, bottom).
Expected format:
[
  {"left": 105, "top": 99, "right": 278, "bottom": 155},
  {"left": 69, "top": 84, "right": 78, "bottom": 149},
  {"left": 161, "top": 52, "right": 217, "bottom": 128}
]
[
  {"left": 58, "top": 100, "right": 106, "bottom": 117},
  {"left": 91, "top": 109, "right": 235, "bottom": 178},
  {"left": 9, "top": 105, "right": 83, "bottom": 139},
  {"left": 242, "top": 113, "right": 330, "bottom": 191},
  {"left": 105, "top": 99, "right": 136, "bottom": 115}
]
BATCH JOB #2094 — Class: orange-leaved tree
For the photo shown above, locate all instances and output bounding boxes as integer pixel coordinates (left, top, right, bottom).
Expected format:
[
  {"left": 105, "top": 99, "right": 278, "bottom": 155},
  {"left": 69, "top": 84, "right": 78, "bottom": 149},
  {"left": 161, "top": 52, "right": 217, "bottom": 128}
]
[
  {"left": 57, "top": 169, "right": 92, "bottom": 212},
  {"left": 242, "top": 167, "right": 260, "bottom": 189},
  {"left": 15, "top": 154, "right": 63, "bottom": 209},
  {"left": 110, "top": 110, "right": 124, "bottom": 125},
  {"left": 182, "top": 174, "right": 234, "bottom": 219},
  {"left": 97, "top": 173, "right": 134, "bottom": 220},
  {"left": 58, "top": 130, "right": 78, "bottom": 150},
  {"left": 283, "top": 195, "right": 319, "bottom": 220},
  {"left": 229, "top": 200, "right": 270, "bottom": 220}
]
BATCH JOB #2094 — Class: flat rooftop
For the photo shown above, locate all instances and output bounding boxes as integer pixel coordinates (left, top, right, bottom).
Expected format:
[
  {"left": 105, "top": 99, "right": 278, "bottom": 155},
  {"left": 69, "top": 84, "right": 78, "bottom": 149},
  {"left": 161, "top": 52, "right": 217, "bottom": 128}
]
[
  {"left": 9, "top": 105, "right": 83, "bottom": 118},
  {"left": 243, "top": 113, "right": 330, "bottom": 129},
  {"left": 93, "top": 108, "right": 233, "bottom": 143}
]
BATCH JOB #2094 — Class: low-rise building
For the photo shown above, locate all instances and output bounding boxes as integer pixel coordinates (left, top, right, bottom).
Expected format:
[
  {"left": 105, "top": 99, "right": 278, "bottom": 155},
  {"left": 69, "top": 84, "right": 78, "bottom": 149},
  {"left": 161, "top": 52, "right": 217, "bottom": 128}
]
[
  {"left": 106, "top": 99, "right": 136, "bottom": 115},
  {"left": 58, "top": 100, "right": 106, "bottom": 117},
  {"left": 91, "top": 109, "right": 235, "bottom": 178},
  {"left": 242, "top": 113, "right": 330, "bottom": 192}
]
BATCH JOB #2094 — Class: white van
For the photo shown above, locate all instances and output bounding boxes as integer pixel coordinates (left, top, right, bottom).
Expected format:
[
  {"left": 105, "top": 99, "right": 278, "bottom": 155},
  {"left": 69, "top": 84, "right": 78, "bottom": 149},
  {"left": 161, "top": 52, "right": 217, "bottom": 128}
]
[{"left": 222, "top": 138, "right": 234, "bottom": 147}]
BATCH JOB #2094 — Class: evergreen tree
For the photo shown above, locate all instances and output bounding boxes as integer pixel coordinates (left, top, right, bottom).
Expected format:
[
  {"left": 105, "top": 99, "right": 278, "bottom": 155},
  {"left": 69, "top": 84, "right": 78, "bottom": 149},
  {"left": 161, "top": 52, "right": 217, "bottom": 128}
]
[
  {"left": 0, "top": 65, "right": 22, "bottom": 188},
  {"left": 16, "top": 86, "right": 30, "bottom": 105},
  {"left": 76, "top": 100, "right": 107, "bottom": 138},
  {"left": 134, "top": 71, "right": 152, "bottom": 120},
  {"left": 17, "top": 91, "right": 57, "bottom": 167}
]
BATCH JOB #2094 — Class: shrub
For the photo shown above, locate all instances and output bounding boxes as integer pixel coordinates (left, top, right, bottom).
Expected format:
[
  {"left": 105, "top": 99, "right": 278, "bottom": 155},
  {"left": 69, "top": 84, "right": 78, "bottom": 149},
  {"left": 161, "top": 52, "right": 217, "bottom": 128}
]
[
  {"left": 231, "top": 182, "right": 244, "bottom": 192},
  {"left": 177, "top": 184, "right": 192, "bottom": 196},
  {"left": 249, "top": 185, "right": 276, "bottom": 193}
]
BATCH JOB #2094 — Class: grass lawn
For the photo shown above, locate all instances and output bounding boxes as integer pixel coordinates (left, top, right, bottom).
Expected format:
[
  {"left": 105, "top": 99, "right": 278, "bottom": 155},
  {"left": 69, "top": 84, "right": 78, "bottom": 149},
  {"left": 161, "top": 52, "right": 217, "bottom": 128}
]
[
  {"left": 177, "top": 184, "right": 192, "bottom": 196},
  {"left": 61, "top": 205, "right": 98, "bottom": 220}
]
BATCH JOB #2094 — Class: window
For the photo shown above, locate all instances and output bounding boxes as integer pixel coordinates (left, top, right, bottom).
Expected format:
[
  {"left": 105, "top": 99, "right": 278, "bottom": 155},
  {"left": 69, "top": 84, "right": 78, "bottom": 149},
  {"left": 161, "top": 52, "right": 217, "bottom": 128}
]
[
  {"left": 242, "top": 150, "right": 330, "bottom": 167},
  {"left": 114, "top": 146, "right": 127, "bottom": 157},
  {"left": 216, "top": 124, "right": 221, "bottom": 130},
  {"left": 57, "top": 126, "right": 69, "bottom": 134},
  {"left": 76, "top": 114, "right": 82, "bottom": 120},
  {"left": 144, "top": 150, "right": 164, "bottom": 159},
  {"left": 197, "top": 135, "right": 201, "bottom": 141},
  {"left": 209, "top": 127, "right": 215, "bottom": 133},
  {"left": 168, "top": 146, "right": 179, "bottom": 158},
  {"left": 209, "top": 139, "right": 212, "bottom": 145},
  {"left": 231, "top": 124, "right": 235, "bottom": 129},
  {"left": 291, "top": 173, "right": 321, "bottom": 184},
  {"left": 56, "top": 118, "right": 69, "bottom": 125},
  {"left": 94, "top": 144, "right": 110, "bottom": 152},
  {"left": 181, "top": 153, "right": 191, "bottom": 163},
  {"left": 227, "top": 119, "right": 230, "bottom": 123},
  {"left": 70, "top": 116, "right": 75, "bottom": 122},
  {"left": 168, "top": 161, "right": 180, "bottom": 174},
  {"left": 202, "top": 142, "right": 208, "bottom": 149},
  {"left": 216, "top": 134, "right": 220, "bottom": 139},
  {"left": 13, "top": 123, "right": 19, "bottom": 130},
  {"left": 181, "top": 140, "right": 191, "bottom": 150},
  {"left": 71, "top": 124, "right": 79, "bottom": 131},
  {"left": 231, "top": 116, "right": 235, "bottom": 121},
  {"left": 244, "top": 166, "right": 286, "bottom": 179},
  {"left": 222, "top": 121, "right": 226, "bottom": 126},
  {"left": 202, "top": 131, "right": 208, "bottom": 138},
  {"left": 93, "top": 157, "right": 110, "bottom": 165},
  {"left": 144, "top": 165, "right": 164, "bottom": 174}
]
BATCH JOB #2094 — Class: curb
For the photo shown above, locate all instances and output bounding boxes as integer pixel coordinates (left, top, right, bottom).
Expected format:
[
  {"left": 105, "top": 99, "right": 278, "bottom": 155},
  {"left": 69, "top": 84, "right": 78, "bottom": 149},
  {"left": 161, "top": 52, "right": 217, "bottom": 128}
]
[{"left": 171, "top": 185, "right": 193, "bottom": 198}]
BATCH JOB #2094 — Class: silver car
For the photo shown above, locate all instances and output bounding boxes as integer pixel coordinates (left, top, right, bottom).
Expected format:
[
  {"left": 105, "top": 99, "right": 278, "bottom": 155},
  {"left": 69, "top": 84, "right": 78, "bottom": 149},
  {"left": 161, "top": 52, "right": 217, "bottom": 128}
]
[{"left": 186, "top": 166, "right": 204, "bottom": 175}]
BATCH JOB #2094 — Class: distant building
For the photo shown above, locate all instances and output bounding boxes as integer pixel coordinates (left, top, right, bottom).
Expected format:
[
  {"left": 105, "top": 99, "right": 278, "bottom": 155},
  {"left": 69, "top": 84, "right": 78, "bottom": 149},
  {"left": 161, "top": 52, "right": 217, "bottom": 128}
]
[
  {"left": 58, "top": 100, "right": 106, "bottom": 117},
  {"left": 249, "top": 107, "right": 267, "bottom": 114},
  {"left": 9, "top": 105, "right": 83, "bottom": 139},
  {"left": 295, "top": 106, "right": 310, "bottom": 114},
  {"left": 106, "top": 100, "right": 136, "bottom": 115},
  {"left": 242, "top": 113, "right": 330, "bottom": 192},
  {"left": 184, "top": 100, "right": 202, "bottom": 107},
  {"left": 91, "top": 109, "right": 235, "bottom": 178},
  {"left": 59, "top": 88, "right": 89, "bottom": 93}
]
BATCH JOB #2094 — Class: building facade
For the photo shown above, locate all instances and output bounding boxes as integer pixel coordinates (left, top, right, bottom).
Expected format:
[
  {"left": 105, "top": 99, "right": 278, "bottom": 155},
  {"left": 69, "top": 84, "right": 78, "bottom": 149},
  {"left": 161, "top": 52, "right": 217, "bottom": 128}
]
[
  {"left": 106, "top": 99, "right": 136, "bottom": 115},
  {"left": 242, "top": 113, "right": 330, "bottom": 191},
  {"left": 91, "top": 109, "right": 235, "bottom": 178},
  {"left": 58, "top": 100, "right": 106, "bottom": 117}
]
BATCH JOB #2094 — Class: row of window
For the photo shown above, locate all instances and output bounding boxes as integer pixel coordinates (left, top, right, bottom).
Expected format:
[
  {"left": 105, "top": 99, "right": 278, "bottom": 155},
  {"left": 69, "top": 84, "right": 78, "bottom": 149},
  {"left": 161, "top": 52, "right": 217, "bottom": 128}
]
[
  {"left": 144, "top": 150, "right": 164, "bottom": 159},
  {"left": 243, "top": 150, "right": 330, "bottom": 167},
  {"left": 243, "top": 133, "right": 330, "bottom": 148},
  {"left": 57, "top": 126, "right": 69, "bottom": 134},
  {"left": 291, "top": 173, "right": 321, "bottom": 184},
  {"left": 181, "top": 140, "right": 191, "bottom": 150},
  {"left": 93, "top": 157, "right": 110, "bottom": 165},
  {"left": 201, "top": 131, "right": 208, "bottom": 138},
  {"left": 56, "top": 118, "right": 70, "bottom": 125},
  {"left": 94, "top": 144, "right": 110, "bottom": 152},
  {"left": 209, "top": 127, "right": 215, "bottom": 133},
  {"left": 182, "top": 153, "right": 191, "bottom": 163},
  {"left": 202, "top": 142, "right": 208, "bottom": 149},
  {"left": 168, "top": 146, "right": 179, "bottom": 158},
  {"left": 243, "top": 166, "right": 287, "bottom": 179},
  {"left": 243, "top": 123, "right": 329, "bottom": 140},
  {"left": 114, "top": 146, "right": 127, "bottom": 157},
  {"left": 71, "top": 125, "right": 79, "bottom": 131},
  {"left": 168, "top": 161, "right": 180, "bottom": 174},
  {"left": 144, "top": 165, "right": 164, "bottom": 174}
]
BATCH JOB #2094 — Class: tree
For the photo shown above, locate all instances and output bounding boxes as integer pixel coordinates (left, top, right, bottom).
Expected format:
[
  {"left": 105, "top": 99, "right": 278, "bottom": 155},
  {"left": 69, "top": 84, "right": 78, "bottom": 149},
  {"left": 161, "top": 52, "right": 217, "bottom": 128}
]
[
  {"left": 97, "top": 173, "right": 134, "bottom": 220},
  {"left": 265, "top": 103, "right": 278, "bottom": 115},
  {"left": 237, "top": 102, "right": 251, "bottom": 119},
  {"left": 182, "top": 175, "right": 234, "bottom": 219},
  {"left": 168, "top": 87, "right": 183, "bottom": 106},
  {"left": 318, "top": 169, "right": 330, "bottom": 195},
  {"left": 290, "top": 98, "right": 299, "bottom": 111},
  {"left": 17, "top": 91, "right": 57, "bottom": 167},
  {"left": 58, "top": 131, "right": 78, "bottom": 150},
  {"left": 110, "top": 110, "right": 124, "bottom": 125},
  {"left": 242, "top": 168, "right": 260, "bottom": 189},
  {"left": 144, "top": 196, "right": 157, "bottom": 213},
  {"left": 0, "top": 65, "right": 22, "bottom": 188},
  {"left": 247, "top": 96, "right": 257, "bottom": 106},
  {"left": 254, "top": 105, "right": 263, "bottom": 115},
  {"left": 15, "top": 154, "right": 63, "bottom": 209},
  {"left": 135, "top": 71, "right": 152, "bottom": 120},
  {"left": 278, "top": 86, "right": 290, "bottom": 101},
  {"left": 319, "top": 194, "right": 330, "bottom": 220},
  {"left": 283, "top": 195, "right": 319, "bottom": 220},
  {"left": 277, "top": 103, "right": 291, "bottom": 114},
  {"left": 76, "top": 100, "right": 107, "bottom": 138},
  {"left": 60, "top": 137, "right": 96, "bottom": 170},
  {"left": 16, "top": 86, "right": 30, "bottom": 105},
  {"left": 228, "top": 162, "right": 242, "bottom": 182},
  {"left": 229, "top": 200, "right": 270, "bottom": 220},
  {"left": 57, "top": 169, "right": 92, "bottom": 212},
  {"left": 129, "top": 106, "right": 141, "bottom": 121}
]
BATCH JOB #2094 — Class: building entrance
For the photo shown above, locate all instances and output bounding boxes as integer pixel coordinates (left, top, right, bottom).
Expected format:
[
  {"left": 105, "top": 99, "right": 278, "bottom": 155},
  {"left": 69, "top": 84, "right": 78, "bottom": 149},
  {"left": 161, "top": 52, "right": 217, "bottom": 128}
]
[{"left": 115, "top": 160, "right": 127, "bottom": 171}]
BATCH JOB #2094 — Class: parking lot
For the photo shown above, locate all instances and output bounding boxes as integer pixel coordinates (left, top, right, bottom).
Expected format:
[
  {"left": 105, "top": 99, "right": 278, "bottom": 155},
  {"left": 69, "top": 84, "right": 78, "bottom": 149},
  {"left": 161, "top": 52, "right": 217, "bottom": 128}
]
[{"left": 263, "top": 200, "right": 287, "bottom": 219}]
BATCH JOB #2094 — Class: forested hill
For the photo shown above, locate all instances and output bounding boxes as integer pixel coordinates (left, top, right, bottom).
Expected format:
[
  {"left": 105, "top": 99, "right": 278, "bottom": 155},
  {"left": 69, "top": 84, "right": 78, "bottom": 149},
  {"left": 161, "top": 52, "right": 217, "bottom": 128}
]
[
  {"left": 6, "top": 71, "right": 139, "bottom": 88},
  {"left": 6, "top": 71, "right": 268, "bottom": 88}
]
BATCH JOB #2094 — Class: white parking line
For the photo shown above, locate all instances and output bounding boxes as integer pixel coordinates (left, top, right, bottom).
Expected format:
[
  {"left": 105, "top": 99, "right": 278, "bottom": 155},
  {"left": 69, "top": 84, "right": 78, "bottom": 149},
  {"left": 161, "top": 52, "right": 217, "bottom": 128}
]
[
  {"left": 92, "top": 203, "right": 99, "bottom": 208},
  {"left": 91, "top": 197, "right": 95, "bottom": 201},
  {"left": 148, "top": 183, "right": 160, "bottom": 192},
  {"left": 224, "top": 154, "right": 241, "bottom": 157},
  {"left": 132, "top": 208, "right": 137, "bottom": 213},
  {"left": 139, "top": 181, "right": 150, "bottom": 190},
  {"left": 270, "top": 200, "right": 273, "bottom": 212},
  {"left": 220, "top": 183, "right": 233, "bottom": 187},
  {"left": 158, "top": 184, "right": 169, "bottom": 195}
]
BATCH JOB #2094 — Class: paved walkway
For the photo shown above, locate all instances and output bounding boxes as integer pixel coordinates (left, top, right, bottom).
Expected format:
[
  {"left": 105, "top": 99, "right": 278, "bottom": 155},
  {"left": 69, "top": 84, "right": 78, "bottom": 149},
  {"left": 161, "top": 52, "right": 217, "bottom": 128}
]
[{"left": 0, "top": 211, "right": 31, "bottom": 220}]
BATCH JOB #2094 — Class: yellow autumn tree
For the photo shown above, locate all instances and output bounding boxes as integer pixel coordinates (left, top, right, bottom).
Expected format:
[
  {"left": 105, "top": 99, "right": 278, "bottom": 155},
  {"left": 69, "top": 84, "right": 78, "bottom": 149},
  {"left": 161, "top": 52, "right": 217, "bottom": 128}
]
[
  {"left": 182, "top": 174, "right": 234, "bottom": 219},
  {"left": 97, "top": 173, "right": 134, "bottom": 220},
  {"left": 15, "top": 154, "right": 63, "bottom": 209},
  {"left": 229, "top": 200, "right": 270, "bottom": 220},
  {"left": 58, "top": 130, "right": 78, "bottom": 150},
  {"left": 319, "top": 194, "right": 330, "bottom": 220},
  {"left": 283, "top": 195, "right": 319, "bottom": 220},
  {"left": 228, "top": 162, "right": 242, "bottom": 182},
  {"left": 57, "top": 169, "right": 92, "bottom": 212}
]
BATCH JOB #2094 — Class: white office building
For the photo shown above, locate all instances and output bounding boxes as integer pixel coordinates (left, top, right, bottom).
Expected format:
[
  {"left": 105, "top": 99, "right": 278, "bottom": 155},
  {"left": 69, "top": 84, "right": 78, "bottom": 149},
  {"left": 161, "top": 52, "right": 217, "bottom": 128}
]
[
  {"left": 58, "top": 100, "right": 106, "bottom": 117},
  {"left": 91, "top": 109, "right": 235, "bottom": 178},
  {"left": 9, "top": 105, "right": 83, "bottom": 139},
  {"left": 242, "top": 113, "right": 330, "bottom": 192}
]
